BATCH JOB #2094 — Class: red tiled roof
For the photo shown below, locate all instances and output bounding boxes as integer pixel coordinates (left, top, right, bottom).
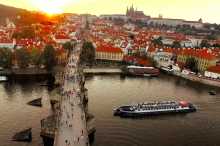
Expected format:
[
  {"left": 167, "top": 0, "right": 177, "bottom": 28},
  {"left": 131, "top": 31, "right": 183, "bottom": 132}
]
[
  {"left": 207, "top": 66, "right": 220, "bottom": 74},
  {"left": 55, "top": 34, "right": 70, "bottom": 40},
  {"left": 96, "top": 44, "right": 123, "bottom": 53}
]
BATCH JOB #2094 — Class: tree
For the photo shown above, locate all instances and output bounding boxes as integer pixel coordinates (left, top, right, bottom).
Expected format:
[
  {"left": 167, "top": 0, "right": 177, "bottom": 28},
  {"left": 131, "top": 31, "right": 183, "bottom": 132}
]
[
  {"left": 30, "top": 48, "right": 41, "bottom": 66},
  {"left": 0, "top": 48, "right": 12, "bottom": 68},
  {"left": 15, "top": 48, "right": 31, "bottom": 68},
  {"left": 62, "top": 42, "right": 73, "bottom": 56},
  {"left": 152, "top": 37, "right": 163, "bottom": 46},
  {"left": 172, "top": 40, "right": 181, "bottom": 48},
  {"left": 80, "top": 41, "right": 95, "bottom": 65},
  {"left": 200, "top": 40, "right": 211, "bottom": 48},
  {"left": 42, "top": 45, "right": 56, "bottom": 71},
  {"left": 206, "top": 35, "right": 217, "bottom": 40},
  {"left": 185, "top": 57, "right": 198, "bottom": 73},
  {"left": 213, "top": 43, "right": 220, "bottom": 48}
]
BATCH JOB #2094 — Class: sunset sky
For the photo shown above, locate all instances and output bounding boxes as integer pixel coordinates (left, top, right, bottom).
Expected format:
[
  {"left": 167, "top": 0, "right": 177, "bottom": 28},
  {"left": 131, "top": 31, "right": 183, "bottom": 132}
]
[{"left": 0, "top": 0, "right": 219, "bottom": 23}]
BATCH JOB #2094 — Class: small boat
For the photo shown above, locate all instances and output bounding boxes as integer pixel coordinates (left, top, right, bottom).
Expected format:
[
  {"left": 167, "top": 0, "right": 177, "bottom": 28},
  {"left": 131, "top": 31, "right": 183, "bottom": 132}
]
[
  {"left": 27, "top": 98, "right": 42, "bottom": 107},
  {"left": 0, "top": 76, "right": 7, "bottom": 82},
  {"left": 12, "top": 128, "right": 32, "bottom": 142},
  {"left": 209, "top": 90, "right": 216, "bottom": 95},
  {"left": 114, "top": 101, "right": 196, "bottom": 117}
]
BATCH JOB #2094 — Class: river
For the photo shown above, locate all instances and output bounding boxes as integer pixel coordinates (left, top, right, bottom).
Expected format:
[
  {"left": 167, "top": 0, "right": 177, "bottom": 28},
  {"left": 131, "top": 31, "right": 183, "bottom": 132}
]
[{"left": 0, "top": 74, "right": 220, "bottom": 146}]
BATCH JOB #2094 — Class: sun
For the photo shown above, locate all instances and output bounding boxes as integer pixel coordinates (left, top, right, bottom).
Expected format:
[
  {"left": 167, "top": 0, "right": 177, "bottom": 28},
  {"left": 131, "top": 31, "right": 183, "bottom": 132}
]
[{"left": 31, "top": 0, "right": 70, "bottom": 14}]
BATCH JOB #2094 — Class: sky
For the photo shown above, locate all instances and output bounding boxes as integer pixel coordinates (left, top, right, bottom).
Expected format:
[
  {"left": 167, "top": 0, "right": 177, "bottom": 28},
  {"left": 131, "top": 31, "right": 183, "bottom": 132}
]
[{"left": 0, "top": 0, "right": 219, "bottom": 23}]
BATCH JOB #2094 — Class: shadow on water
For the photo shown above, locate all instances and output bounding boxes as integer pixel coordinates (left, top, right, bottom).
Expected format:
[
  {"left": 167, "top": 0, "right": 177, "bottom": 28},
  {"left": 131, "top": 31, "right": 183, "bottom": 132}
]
[{"left": 116, "top": 113, "right": 189, "bottom": 120}]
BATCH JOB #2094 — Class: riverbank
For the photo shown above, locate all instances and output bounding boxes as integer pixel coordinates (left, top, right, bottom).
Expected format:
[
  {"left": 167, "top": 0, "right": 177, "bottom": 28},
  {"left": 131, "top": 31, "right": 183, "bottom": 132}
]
[
  {"left": 83, "top": 68, "right": 122, "bottom": 75},
  {"left": 165, "top": 69, "right": 220, "bottom": 88}
]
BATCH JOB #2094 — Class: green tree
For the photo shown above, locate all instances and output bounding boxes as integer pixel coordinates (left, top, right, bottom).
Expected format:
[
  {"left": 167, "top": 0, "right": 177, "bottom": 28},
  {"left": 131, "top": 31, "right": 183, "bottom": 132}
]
[
  {"left": 172, "top": 40, "right": 181, "bottom": 48},
  {"left": 80, "top": 41, "right": 95, "bottom": 65},
  {"left": 30, "top": 48, "right": 41, "bottom": 66},
  {"left": 152, "top": 37, "right": 163, "bottom": 46},
  {"left": 200, "top": 40, "right": 211, "bottom": 48},
  {"left": 63, "top": 42, "right": 73, "bottom": 56},
  {"left": 42, "top": 45, "right": 56, "bottom": 71},
  {"left": 15, "top": 48, "right": 31, "bottom": 68},
  {"left": 185, "top": 57, "right": 198, "bottom": 73},
  {"left": 0, "top": 48, "right": 12, "bottom": 68}
]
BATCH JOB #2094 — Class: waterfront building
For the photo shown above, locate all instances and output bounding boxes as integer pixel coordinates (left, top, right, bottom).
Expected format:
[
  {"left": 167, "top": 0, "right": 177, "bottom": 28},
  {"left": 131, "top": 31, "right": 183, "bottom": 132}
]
[
  {"left": 204, "top": 66, "right": 220, "bottom": 79},
  {"left": 153, "top": 50, "right": 174, "bottom": 67},
  {"left": 95, "top": 44, "right": 124, "bottom": 63},
  {"left": 177, "top": 48, "right": 217, "bottom": 72}
]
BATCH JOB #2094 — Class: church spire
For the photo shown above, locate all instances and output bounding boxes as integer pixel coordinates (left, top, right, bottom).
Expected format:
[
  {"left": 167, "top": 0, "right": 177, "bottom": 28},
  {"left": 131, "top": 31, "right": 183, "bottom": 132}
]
[
  {"left": 126, "top": 6, "right": 129, "bottom": 15},
  {"left": 131, "top": 4, "right": 134, "bottom": 11}
]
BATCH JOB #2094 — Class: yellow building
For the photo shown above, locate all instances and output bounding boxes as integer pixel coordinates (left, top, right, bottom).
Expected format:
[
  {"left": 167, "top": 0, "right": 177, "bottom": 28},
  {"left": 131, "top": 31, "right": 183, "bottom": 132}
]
[
  {"left": 177, "top": 49, "right": 217, "bottom": 72},
  {"left": 95, "top": 44, "right": 124, "bottom": 62}
]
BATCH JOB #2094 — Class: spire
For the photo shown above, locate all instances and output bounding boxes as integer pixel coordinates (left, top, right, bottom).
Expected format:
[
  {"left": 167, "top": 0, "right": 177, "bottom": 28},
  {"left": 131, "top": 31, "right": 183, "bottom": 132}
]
[
  {"left": 131, "top": 4, "right": 134, "bottom": 11},
  {"left": 126, "top": 6, "right": 129, "bottom": 15}
]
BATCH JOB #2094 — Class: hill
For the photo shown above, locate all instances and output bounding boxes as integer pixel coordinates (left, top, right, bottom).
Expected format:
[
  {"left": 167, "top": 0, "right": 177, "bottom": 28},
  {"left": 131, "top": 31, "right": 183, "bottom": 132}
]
[{"left": 0, "top": 4, "right": 28, "bottom": 25}]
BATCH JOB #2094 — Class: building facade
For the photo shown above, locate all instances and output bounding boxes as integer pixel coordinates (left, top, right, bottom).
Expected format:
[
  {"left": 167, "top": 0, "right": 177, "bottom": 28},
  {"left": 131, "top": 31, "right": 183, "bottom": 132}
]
[{"left": 95, "top": 44, "right": 124, "bottom": 62}]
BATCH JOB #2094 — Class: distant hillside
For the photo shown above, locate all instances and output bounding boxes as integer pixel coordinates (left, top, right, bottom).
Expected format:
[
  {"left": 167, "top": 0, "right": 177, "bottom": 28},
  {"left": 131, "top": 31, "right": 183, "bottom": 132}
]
[
  {"left": 0, "top": 4, "right": 28, "bottom": 25},
  {"left": 0, "top": 4, "right": 58, "bottom": 26}
]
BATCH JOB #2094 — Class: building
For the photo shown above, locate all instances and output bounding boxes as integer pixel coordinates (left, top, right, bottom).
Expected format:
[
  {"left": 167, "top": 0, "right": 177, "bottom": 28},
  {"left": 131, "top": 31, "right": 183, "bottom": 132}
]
[
  {"left": 95, "top": 44, "right": 124, "bottom": 63},
  {"left": 0, "top": 39, "right": 15, "bottom": 49},
  {"left": 126, "top": 5, "right": 150, "bottom": 21},
  {"left": 100, "top": 14, "right": 128, "bottom": 22},
  {"left": 54, "top": 34, "right": 71, "bottom": 44},
  {"left": 148, "top": 16, "right": 203, "bottom": 29},
  {"left": 154, "top": 51, "right": 173, "bottom": 67},
  {"left": 177, "top": 48, "right": 217, "bottom": 72},
  {"left": 205, "top": 66, "right": 220, "bottom": 79},
  {"left": 148, "top": 18, "right": 185, "bottom": 27}
]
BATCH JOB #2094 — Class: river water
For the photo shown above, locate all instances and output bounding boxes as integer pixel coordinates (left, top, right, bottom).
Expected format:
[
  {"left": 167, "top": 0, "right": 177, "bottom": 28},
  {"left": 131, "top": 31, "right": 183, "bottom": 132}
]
[{"left": 0, "top": 74, "right": 220, "bottom": 146}]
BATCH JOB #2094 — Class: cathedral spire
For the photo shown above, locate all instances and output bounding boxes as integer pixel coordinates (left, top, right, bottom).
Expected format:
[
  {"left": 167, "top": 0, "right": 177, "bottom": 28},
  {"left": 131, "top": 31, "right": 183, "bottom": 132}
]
[{"left": 131, "top": 4, "right": 134, "bottom": 11}]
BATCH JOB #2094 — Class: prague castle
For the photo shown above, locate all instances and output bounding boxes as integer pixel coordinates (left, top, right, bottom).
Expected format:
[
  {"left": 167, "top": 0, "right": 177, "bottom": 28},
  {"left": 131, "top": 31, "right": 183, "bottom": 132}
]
[{"left": 126, "top": 5, "right": 149, "bottom": 19}]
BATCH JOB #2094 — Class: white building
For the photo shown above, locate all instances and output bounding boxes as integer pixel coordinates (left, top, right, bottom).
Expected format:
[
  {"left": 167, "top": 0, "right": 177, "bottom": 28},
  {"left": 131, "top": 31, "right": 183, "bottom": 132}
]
[
  {"left": 0, "top": 39, "right": 15, "bottom": 49},
  {"left": 148, "top": 17, "right": 203, "bottom": 29},
  {"left": 153, "top": 51, "right": 173, "bottom": 67},
  {"left": 204, "top": 66, "right": 220, "bottom": 79},
  {"left": 181, "top": 40, "right": 193, "bottom": 48},
  {"left": 54, "top": 35, "right": 71, "bottom": 44},
  {"left": 100, "top": 14, "right": 128, "bottom": 21}
]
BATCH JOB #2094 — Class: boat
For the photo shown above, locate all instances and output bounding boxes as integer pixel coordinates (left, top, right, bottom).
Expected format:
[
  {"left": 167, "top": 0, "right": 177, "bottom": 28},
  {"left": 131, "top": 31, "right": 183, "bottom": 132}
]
[
  {"left": 0, "top": 76, "right": 7, "bottom": 82},
  {"left": 27, "top": 98, "right": 42, "bottom": 107},
  {"left": 160, "top": 67, "right": 173, "bottom": 74},
  {"left": 12, "top": 128, "right": 32, "bottom": 142},
  {"left": 125, "top": 66, "right": 160, "bottom": 77},
  {"left": 114, "top": 101, "right": 196, "bottom": 117},
  {"left": 209, "top": 90, "right": 216, "bottom": 95}
]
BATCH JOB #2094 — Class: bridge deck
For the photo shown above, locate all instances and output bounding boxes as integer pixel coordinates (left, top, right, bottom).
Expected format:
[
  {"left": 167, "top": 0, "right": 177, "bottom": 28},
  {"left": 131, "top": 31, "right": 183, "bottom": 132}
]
[{"left": 54, "top": 48, "right": 89, "bottom": 146}]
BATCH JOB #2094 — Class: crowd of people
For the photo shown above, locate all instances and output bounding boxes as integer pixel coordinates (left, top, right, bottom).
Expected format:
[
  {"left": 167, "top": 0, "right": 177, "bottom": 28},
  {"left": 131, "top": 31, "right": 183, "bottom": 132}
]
[{"left": 55, "top": 48, "right": 89, "bottom": 146}]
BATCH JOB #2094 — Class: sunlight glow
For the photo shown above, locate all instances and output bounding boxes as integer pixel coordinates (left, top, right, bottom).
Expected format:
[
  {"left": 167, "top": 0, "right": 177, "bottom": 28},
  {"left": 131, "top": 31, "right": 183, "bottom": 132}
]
[{"left": 31, "top": 0, "right": 71, "bottom": 14}]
